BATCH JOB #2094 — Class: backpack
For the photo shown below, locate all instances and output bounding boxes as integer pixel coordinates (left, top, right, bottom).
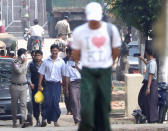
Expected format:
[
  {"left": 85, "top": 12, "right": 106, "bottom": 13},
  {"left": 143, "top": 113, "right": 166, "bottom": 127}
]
[{"left": 106, "top": 23, "right": 113, "bottom": 56}]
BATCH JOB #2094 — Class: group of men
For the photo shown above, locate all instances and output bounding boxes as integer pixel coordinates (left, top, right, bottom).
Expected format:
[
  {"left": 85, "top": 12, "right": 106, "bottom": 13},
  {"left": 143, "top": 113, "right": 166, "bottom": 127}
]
[
  {"left": 11, "top": 43, "right": 82, "bottom": 128},
  {"left": 10, "top": 2, "right": 121, "bottom": 131}
]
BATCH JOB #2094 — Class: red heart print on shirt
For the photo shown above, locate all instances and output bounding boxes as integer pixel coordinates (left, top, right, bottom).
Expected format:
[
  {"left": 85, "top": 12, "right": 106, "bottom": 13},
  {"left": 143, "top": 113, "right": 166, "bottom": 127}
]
[{"left": 92, "top": 36, "right": 106, "bottom": 48}]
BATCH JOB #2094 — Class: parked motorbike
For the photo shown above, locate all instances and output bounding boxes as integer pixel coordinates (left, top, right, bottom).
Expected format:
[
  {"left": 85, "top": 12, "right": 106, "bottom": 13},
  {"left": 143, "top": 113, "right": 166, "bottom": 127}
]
[
  {"left": 158, "top": 82, "right": 168, "bottom": 123},
  {"left": 132, "top": 82, "right": 168, "bottom": 124}
]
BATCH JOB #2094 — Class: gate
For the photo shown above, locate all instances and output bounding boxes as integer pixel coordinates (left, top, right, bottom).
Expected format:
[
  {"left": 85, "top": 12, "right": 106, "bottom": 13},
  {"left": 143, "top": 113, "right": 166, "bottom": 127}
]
[{"left": 0, "top": 0, "right": 47, "bottom": 37}]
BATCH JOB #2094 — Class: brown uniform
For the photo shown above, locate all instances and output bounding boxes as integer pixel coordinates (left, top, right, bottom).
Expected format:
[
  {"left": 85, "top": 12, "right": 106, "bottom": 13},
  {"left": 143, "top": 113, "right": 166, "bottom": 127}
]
[
  {"left": 55, "top": 20, "right": 71, "bottom": 41},
  {"left": 10, "top": 59, "right": 28, "bottom": 124}
]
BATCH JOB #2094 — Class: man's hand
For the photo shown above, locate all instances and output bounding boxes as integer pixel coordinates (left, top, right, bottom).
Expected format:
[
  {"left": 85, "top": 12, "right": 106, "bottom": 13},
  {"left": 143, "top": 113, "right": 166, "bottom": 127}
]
[
  {"left": 23, "top": 57, "right": 28, "bottom": 63},
  {"left": 38, "top": 85, "right": 43, "bottom": 91},
  {"left": 145, "top": 88, "right": 150, "bottom": 95},
  {"left": 30, "top": 83, "right": 35, "bottom": 89}
]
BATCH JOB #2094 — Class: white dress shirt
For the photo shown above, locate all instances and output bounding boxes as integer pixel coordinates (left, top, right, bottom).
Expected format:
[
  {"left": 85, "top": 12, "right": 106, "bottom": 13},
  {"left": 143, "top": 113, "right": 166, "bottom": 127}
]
[
  {"left": 65, "top": 61, "right": 82, "bottom": 82},
  {"left": 38, "top": 56, "right": 66, "bottom": 82}
]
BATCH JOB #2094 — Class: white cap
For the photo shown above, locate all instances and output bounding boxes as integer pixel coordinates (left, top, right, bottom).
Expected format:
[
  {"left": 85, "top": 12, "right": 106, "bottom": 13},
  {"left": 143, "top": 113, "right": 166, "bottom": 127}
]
[{"left": 85, "top": 2, "right": 103, "bottom": 21}]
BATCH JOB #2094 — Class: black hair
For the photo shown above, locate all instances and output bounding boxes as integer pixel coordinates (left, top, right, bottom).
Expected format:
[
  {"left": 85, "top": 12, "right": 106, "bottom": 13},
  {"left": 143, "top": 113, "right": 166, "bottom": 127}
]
[
  {"left": 31, "top": 50, "right": 36, "bottom": 55},
  {"left": 66, "top": 47, "right": 72, "bottom": 54},
  {"left": 146, "top": 48, "right": 154, "bottom": 57},
  {"left": 17, "top": 48, "right": 27, "bottom": 57},
  {"left": 64, "top": 16, "right": 69, "bottom": 20},
  {"left": 33, "top": 19, "right": 38, "bottom": 25},
  {"left": 57, "top": 33, "right": 63, "bottom": 37},
  {"left": 50, "top": 44, "right": 59, "bottom": 51},
  {"left": 35, "top": 50, "right": 43, "bottom": 56}
]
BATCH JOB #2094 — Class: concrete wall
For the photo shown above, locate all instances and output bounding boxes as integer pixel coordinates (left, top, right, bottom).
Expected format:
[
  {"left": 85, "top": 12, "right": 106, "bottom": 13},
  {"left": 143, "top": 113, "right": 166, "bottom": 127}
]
[{"left": 125, "top": 74, "right": 143, "bottom": 117}]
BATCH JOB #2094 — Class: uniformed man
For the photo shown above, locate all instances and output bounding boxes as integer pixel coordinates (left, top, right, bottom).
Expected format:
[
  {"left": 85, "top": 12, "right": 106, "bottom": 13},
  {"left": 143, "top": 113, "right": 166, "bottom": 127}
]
[
  {"left": 20, "top": 0, "right": 29, "bottom": 30},
  {"left": 10, "top": 48, "right": 30, "bottom": 128},
  {"left": 55, "top": 33, "right": 66, "bottom": 58},
  {"left": 55, "top": 16, "right": 71, "bottom": 41}
]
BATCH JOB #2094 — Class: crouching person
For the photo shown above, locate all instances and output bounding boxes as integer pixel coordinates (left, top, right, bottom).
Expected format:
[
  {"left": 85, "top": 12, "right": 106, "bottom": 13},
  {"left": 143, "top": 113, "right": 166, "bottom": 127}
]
[
  {"left": 10, "top": 48, "right": 30, "bottom": 128},
  {"left": 65, "top": 50, "right": 81, "bottom": 125}
]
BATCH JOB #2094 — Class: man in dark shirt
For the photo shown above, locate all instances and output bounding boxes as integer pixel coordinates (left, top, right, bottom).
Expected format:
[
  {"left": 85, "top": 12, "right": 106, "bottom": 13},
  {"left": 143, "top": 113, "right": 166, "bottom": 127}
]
[
  {"left": 63, "top": 47, "right": 72, "bottom": 115},
  {"left": 27, "top": 50, "right": 46, "bottom": 127}
]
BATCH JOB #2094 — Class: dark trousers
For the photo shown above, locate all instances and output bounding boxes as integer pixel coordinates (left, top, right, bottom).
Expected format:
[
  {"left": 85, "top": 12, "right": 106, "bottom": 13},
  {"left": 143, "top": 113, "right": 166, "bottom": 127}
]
[
  {"left": 64, "top": 86, "right": 72, "bottom": 113},
  {"left": 70, "top": 79, "right": 81, "bottom": 123},
  {"left": 78, "top": 67, "right": 112, "bottom": 131},
  {"left": 138, "top": 79, "right": 159, "bottom": 123},
  {"left": 32, "top": 89, "right": 45, "bottom": 121},
  {"left": 42, "top": 81, "right": 61, "bottom": 122}
]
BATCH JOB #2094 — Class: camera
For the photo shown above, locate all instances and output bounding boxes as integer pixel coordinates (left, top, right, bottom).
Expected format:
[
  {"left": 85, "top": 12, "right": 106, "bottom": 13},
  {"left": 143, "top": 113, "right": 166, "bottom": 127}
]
[{"left": 133, "top": 53, "right": 141, "bottom": 57}]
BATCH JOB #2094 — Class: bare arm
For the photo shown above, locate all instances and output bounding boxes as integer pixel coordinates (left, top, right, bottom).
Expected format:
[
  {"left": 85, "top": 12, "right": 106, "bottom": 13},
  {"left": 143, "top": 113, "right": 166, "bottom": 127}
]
[
  {"left": 64, "top": 77, "right": 70, "bottom": 96},
  {"left": 112, "top": 47, "right": 120, "bottom": 63},
  {"left": 38, "top": 74, "right": 44, "bottom": 91},
  {"left": 72, "top": 49, "right": 81, "bottom": 62},
  {"left": 75, "top": 64, "right": 81, "bottom": 73},
  {"left": 146, "top": 74, "right": 153, "bottom": 95},
  {"left": 62, "top": 76, "right": 66, "bottom": 87},
  {"left": 139, "top": 56, "right": 148, "bottom": 64},
  {"left": 147, "top": 74, "right": 153, "bottom": 89}
]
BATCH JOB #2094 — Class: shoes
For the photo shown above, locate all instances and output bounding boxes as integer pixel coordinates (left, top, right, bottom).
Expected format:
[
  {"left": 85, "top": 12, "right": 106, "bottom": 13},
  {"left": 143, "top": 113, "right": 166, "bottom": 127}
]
[
  {"left": 41, "top": 120, "right": 47, "bottom": 127},
  {"left": 47, "top": 120, "right": 51, "bottom": 124},
  {"left": 21, "top": 121, "right": 30, "bottom": 128},
  {"left": 34, "top": 120, "right": 41, "bottom": 127},
  {"left": 27, "top": 116, "right": 33, "bottom": 126},
  {"left": 12, "top": 123, "right": 17, "bottom": 128},
  {"left": 54, "top": 122, "right": 60, "bottom": 127}
]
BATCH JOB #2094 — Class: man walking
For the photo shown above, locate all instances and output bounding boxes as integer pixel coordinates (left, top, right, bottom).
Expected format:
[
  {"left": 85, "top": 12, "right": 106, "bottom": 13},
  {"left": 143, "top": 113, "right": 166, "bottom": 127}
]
[
  {"left": 72, "top": 2, "right": 121, "bottom": 131},
  {"left": 65, "top": 49, "right": 81, "bottom": 125},
  {"left": 10, "top": 48, "right": 30, "bottom": 128},
  {"left": 63, "top": 47, "right": 73, "bottom": 115},
  {"left": 38, "top": 44, "right": 66, "bottom": 126},
  {"left": 27, "top": 50, "right": 46, "bottom": 127},
  {"left": 55, "top": 16, "right": 71, "bottom": 41}
]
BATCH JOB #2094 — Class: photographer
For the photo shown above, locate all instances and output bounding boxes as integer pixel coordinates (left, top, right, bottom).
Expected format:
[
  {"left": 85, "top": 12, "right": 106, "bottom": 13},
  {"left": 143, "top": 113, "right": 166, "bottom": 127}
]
[{"left": 138, "top": 49, "right": 158, "bottom": 123}]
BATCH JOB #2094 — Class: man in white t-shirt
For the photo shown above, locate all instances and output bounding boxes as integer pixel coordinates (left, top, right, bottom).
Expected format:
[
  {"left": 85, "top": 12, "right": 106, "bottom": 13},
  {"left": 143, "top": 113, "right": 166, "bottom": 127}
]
[
  {"left": 27, "top": 19, "right": 44, "bottom": 52},
  {"left": 71, "top": 2, "right": 121, "bottom": 131}
]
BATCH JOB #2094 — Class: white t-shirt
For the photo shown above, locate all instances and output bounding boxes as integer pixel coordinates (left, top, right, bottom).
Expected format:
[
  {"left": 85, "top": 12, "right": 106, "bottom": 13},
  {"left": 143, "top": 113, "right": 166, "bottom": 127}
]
[
  {"left": 29, "top": 25, "right": 44, "bottom": 37},
  {"left": 71, "top": 22, "right": 121, "bottom": 68}
]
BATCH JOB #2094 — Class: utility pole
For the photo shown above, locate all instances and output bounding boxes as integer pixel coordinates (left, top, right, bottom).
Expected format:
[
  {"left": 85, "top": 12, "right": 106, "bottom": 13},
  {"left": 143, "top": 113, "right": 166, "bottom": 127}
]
[{"left": 35, "top": 0, "right": 38, "bottom": 19}]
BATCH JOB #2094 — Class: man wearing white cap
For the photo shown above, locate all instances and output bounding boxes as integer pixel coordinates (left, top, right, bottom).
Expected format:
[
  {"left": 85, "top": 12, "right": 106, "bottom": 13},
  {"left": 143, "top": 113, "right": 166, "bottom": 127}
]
[{"left": 72, "top": 2, "right": 121, "bottom": 131}]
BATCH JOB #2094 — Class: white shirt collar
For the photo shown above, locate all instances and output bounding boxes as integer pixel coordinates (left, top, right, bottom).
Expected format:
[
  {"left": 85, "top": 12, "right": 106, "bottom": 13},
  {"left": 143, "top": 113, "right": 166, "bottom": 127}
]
[{"left": 47, "top": 56, "right": 61, "bottom": 61}]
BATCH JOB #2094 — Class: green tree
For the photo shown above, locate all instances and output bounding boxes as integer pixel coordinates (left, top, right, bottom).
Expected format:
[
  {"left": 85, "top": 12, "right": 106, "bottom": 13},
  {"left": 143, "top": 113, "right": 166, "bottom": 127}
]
[{"left": 106, "top": 0, "right": 163, "bottom": 38}]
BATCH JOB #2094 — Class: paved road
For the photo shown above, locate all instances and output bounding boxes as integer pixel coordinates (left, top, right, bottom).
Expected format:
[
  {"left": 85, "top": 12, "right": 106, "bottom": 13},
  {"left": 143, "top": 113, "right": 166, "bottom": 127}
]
[
  {"left": 2, "top": 38, "right": 168, "bottom": 130},
  {"left": 0, "top": 38, "right": 77, "bottom": 129},
  {"left": 17, "top": 38, "right": 56, "bottom": 60}
]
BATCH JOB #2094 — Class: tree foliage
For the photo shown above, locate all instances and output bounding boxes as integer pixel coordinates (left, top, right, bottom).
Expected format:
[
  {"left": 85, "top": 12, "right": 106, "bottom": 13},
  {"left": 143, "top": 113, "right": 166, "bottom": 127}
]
[{"left": 106, "top": 0, "right": 163, "bottom": 37}]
